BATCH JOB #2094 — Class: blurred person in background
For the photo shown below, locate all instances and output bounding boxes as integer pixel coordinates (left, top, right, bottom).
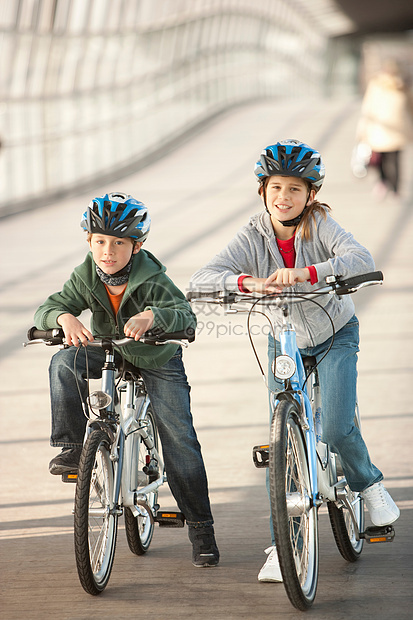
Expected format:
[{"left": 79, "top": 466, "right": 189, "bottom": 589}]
[{"left": 356, "top": 59, "right": 413, "bottom": 199}]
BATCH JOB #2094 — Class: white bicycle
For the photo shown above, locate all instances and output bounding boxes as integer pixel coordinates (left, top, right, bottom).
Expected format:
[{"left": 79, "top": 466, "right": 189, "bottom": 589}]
[{"left": 25, "top": 327, "right": 195, "bottom": 595}]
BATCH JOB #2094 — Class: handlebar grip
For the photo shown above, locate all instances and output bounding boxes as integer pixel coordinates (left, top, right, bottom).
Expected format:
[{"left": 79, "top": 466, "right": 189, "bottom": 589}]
[
  {"left": 186, "top": 291, "right": 222, "bottom": 301},
  {"left": 27, "top": 327, "right": 65, "bottom": 341},
  {"left": 187, "top": 291, "right": 237, "bottom": 305},
  {"left": 143, "top": 326, "right": 196, "bottom": 343},
  {"left": 336, "top": 271, "right": 383, "bottom": 290}
]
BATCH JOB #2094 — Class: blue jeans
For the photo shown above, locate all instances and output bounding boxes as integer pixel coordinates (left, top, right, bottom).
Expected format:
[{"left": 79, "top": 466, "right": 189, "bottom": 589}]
[{"left": 49, "top": 346, "right": 213, "bottom": 526}]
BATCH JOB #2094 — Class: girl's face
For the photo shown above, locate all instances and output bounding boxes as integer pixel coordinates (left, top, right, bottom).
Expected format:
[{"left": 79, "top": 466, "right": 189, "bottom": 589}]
[
  {"left": 262, "top": 175, "right": 315, "bottom": 228},
  {"left": 89, "top": 234, "right": 142, "bottom": 274}
]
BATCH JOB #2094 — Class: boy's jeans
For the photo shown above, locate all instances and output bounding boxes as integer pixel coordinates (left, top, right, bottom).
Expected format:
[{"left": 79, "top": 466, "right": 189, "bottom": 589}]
[
  {"left": 49, "top": 346, "right": 213, "bottom": 526},
  {"left": 267, "top": 315, "right": 383, "bottom": 493}
]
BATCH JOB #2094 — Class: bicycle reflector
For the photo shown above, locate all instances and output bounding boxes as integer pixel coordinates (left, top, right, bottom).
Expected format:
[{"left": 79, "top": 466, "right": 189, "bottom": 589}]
[
  {"left": 88, "top": 391, "right": 112, "bottom": 410},
  {"left": 273, "top": 355, "right": 296, "bottom": 380}
]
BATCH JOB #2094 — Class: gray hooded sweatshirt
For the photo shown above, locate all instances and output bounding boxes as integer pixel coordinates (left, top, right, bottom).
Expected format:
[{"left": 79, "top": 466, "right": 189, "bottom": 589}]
[{"left": 190, "top": 210, "right": 375, "bottom": 348}]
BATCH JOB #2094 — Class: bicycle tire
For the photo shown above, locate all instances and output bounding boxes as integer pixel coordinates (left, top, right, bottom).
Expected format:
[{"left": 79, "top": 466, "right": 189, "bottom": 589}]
[
  {"left": 124, "top": 405, "right": 158, "bottom": 555},
  {"left": 327, "top": 411, "right": 364, "bottom": 562},
  {"left": 269, "top": 399, "right": 319, "bottom": 611},
  {"left": 327, "top": 490, "right": 364, "bottom": 562},
  {"left": 74, "top": 430, "right": 118, "bottom": 595}
]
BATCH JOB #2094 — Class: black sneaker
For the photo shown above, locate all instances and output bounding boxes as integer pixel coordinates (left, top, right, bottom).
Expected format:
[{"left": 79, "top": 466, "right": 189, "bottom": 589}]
[
  {"left": 49, "top": 447, "right": 82, "bottom": 475},
  {"left": 188, "top": 525, "right": 220, "bottom": 567}
]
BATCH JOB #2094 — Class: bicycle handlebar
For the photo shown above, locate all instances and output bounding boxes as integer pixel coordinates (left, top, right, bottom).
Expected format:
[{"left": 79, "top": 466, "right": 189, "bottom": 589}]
[
  {"left": 326, "top": 270, "right": 383, "bottom": 294},
  {"left": 24, "top": 326, "right": 196, "bottom": 347},
  {"left": 187, "top": 271, "right": 384, "bottom": 304}
]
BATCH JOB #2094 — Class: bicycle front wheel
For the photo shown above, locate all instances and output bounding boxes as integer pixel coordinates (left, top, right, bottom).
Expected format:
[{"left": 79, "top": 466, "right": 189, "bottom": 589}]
[
  {"left": 124, "top": 405, "right": 158, "bottom": 555},
  {"left": 269, "top": 399, "right": 319, "bottom": 611},
  {"left": 74, "top": 430, "right": 118, "bottom": 595}
]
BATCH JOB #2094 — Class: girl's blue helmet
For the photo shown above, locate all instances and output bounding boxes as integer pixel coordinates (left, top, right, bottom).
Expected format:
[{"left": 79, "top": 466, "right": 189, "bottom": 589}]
[
  {"left": 254, "top": 140, "right": 325, "bottom": 190},
  {"left": 81, "top": 192, "right": 151, "bottom": 241}
]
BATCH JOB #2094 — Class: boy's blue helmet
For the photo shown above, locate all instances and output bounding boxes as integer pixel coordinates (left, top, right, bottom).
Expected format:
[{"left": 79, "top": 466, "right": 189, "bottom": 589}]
[
  {"left": 254, "top": 140, "right": 325, "bottom": 190},
  {"left": 81, "top": 192, "right": 151, "bottom": 241}
]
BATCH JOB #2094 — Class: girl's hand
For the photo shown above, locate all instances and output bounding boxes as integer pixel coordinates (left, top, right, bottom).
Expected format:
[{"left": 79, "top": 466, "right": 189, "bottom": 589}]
[
  {"left": 124, "top": 310, "right": 154, "bottom": 341},
  {"left": 241, "top": 277, "right": 274, "bottom": 293},
  {"left": 57, "top": 313, "right": 94, "bottom": 347},
  {"left": 265, "top": 268, "right": 310, "bottom": 291}
]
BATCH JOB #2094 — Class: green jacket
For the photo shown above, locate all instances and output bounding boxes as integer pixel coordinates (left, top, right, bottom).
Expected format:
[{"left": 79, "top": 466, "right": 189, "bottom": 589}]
[{"left": 34, "top": 249, "right": 196, "bottom": 369}]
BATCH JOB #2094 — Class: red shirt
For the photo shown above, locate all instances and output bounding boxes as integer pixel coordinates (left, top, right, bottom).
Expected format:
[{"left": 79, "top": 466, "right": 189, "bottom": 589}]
[
  {"left": 237, "top": 233, "right": 318, "bottom": 292},
  {"left": 276, "top": 235, "right": 295, "bottom": 268}
]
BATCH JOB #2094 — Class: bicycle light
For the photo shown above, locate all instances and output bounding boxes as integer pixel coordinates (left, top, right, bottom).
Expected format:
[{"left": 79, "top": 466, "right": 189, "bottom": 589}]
[
  {"left": 273, "top": 355, "right": 296, "bottom": 380},
  {"left": 88, "top": 390, "right": 112, "bottom": 410}
]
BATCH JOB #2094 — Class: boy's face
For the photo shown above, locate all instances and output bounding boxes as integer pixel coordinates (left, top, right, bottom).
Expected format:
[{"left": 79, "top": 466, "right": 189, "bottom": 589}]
[
  {"left": 89, "top": 234, "right": 142, "bottom": 275},
  {"left": 262, "top": 175, "right": 315, "bottom": 225}
]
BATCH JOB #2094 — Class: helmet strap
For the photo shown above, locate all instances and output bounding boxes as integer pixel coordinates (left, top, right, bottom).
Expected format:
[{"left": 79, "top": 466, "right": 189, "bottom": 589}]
[
  {"left": 278, "top": 209, "right": 306, "bottom": 227},
  {"left": 264, "top": 187, "right": 312, "bottom": 227}
]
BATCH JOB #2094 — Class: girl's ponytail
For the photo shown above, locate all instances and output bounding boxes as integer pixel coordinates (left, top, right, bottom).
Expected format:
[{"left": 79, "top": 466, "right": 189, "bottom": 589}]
[{"left": 298, "top": 195, "right": 331, "bottom": 241}]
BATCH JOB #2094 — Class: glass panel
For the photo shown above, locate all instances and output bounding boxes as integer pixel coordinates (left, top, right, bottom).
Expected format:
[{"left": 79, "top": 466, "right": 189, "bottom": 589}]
[
  {"left": 18, "top": 0, "right": 39, "bottom": 31},
  {"left": 89, "top": 0, "right": 109, "bottom": 33},
  {"left": 9, "top": 34, "right": 32, "bottom": 97},
  {"left": 0, "top": 0, "right": 353, "bottom": 213},
  {"left": 0, "top": 34, "right": 15, "bottom": 93},
  {"left": 37, "top": 0, "right": 56, "bottom": 33},
  {"left": 67, "top": 0, "right": 89, "bottom": 34},
  {"left": 0, "top": 1, "right": 19, "bottom": 28},
  {"left": 53, "top": 0, "right": 70, "bottom": 33}
]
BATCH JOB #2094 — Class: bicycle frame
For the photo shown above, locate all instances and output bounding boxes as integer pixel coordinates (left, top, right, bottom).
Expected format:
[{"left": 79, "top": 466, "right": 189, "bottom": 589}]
[
  {"left": 85, "top": 344, "right": 165, "bottom": 520},
  {"left": 273, "top": 308, "right": 361, "bottom": 518},
  {"left": 272, "top": 315, "right": 320, "bottom": 508}
]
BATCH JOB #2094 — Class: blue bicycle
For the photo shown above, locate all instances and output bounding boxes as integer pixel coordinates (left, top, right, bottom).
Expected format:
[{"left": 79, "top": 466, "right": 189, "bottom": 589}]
[{"left": 189, "top": 270, "right": 395, "bottom": 611}]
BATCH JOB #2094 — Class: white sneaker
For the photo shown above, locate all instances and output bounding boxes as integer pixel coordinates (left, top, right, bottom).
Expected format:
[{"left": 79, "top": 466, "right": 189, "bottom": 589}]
[
  {"left": 258, "top": 546, "right": 283, "bottom": 582},
  {"left": 361, "top": 482, "right": 400, "bottom": 526}
]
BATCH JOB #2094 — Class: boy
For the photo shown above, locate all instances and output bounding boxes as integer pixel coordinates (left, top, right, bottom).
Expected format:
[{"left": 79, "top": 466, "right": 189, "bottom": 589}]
[{"left": 35, "top": 192, "right": 219, "bottom": 567}]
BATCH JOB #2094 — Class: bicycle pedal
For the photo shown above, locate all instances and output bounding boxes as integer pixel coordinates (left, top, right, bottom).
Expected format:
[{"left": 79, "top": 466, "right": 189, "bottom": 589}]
[
  {"left": 155, "top": 511, "right": 185, "bottom": 528},
  {"left": 252, "top": 445, "right": 269, "bottom": 468},
  {"left": 360, "top": 525, "right": 395, "bottom": 544},
  {"left": 61, "top": 472, "right": 78, "bottom": 483}
]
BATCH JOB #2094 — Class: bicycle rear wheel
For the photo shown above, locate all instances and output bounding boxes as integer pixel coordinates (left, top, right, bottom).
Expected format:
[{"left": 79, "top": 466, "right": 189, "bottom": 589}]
[
  {"left": 269, "top": 399, "right": 319, "bottom": 611},
  {"left": 328, "top": 408, "right": 364, "bottom": 561},
  {"left": 74, "top": 430, "right": 118, "bottom": 595},
  {"left": 327, "top": 486, "right": 364, "bottom": 562},
  {"left": 124, "top": 405, "right": 158, "bottom": 555}
]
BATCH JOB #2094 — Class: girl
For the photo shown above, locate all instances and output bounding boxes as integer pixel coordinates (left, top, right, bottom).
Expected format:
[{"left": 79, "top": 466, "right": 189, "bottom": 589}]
[{"left": 190, "top": 139, "right": 399, "bottom": 582}]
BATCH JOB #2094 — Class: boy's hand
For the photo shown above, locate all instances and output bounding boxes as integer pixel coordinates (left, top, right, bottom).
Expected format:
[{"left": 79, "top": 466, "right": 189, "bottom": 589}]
[
  {"left": 124, "top": 310, "right": 154, "bottom": 341},
  {"left": 57, "top": 313, "right": 94, "bottom": 347},
  {"left": 265, "top": 268, "right": 310, "bottom": 291}
]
